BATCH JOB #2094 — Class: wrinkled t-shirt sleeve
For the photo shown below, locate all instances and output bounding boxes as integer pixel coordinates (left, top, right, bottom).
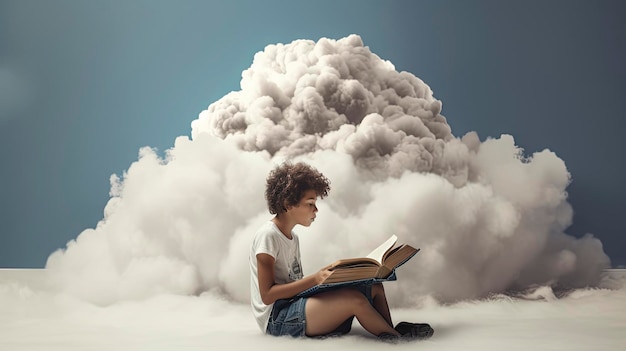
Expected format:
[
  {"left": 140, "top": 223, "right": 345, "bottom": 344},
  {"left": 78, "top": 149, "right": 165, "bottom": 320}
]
[{"left": 254, "top": 230, "right": 278, "bottom": 259}]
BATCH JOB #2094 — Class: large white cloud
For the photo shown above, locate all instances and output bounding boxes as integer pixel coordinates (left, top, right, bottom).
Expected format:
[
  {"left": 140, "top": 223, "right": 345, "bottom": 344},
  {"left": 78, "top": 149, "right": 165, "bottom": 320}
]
[{"left": 46, "top": 35, "right": 610, "bottom": 306}]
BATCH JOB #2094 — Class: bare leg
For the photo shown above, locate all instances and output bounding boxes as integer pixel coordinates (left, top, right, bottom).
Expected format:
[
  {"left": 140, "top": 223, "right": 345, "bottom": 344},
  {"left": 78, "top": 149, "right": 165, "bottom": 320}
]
[
  {"left": 304, "top": 287, "right": 400, "bottom": 337},
  {"left": 370, "top": 284, "right": 434, "bottom": 339},
  {"left": 370, "top": 283, "right": 393, "bottom": 326}
]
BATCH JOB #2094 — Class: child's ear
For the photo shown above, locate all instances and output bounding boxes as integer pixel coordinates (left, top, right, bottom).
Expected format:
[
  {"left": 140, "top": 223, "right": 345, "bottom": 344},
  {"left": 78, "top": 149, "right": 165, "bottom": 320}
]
[{"left": 283, "top": 200, "right": 292, "bottom": 212}]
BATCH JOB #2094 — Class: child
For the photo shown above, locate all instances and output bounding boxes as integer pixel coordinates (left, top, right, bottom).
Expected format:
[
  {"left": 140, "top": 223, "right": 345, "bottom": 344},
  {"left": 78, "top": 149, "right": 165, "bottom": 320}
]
[{"left": 249, "top": 161, "right": 433, "bottom": 341}]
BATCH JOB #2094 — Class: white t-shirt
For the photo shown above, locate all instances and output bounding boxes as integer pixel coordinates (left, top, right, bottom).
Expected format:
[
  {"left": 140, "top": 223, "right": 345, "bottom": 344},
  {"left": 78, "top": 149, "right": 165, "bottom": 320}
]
[{"left": 249, "top": 221, "right": 304, "bottom": 332}]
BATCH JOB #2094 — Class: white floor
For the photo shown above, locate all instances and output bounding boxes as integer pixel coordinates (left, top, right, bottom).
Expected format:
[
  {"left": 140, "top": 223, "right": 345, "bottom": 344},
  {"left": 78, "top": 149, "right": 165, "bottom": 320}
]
[{"left": 1, "top": 269, "right": 625, "bottom": 351}]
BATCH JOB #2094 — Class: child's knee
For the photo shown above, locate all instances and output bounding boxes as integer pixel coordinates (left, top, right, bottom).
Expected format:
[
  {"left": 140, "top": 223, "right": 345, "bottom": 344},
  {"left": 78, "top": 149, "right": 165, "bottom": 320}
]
[
  {"left": 371, "top": 283, "right": 385, "bottom": 296},
  {"left": 341, "top": 288, "right": 369, "bottom": 307}
]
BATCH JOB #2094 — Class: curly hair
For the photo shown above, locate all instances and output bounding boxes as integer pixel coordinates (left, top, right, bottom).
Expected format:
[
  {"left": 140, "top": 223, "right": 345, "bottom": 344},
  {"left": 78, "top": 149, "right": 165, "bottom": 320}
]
[{"left": 265, "top": 162, "right": 331, "bottom": 215}]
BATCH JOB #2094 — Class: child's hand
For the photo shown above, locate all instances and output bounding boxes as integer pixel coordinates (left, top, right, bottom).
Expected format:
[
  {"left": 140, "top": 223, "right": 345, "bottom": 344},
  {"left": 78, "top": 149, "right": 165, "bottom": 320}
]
[{"left": 314, "top": 265, "right": 333, "bottom": 285}]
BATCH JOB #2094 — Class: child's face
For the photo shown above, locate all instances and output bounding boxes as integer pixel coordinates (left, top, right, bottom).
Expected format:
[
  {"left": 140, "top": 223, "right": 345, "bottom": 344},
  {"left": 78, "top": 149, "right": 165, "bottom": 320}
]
[{"left": 288, "top": 189, "right": 318, "bottom": 227}]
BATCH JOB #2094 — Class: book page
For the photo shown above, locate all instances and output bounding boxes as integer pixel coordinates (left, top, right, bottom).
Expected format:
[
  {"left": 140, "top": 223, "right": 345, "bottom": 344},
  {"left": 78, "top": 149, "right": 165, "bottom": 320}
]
[
  {"left": 323, "top": 265, "right": 380, "bottom": 284},
  {"left": 365, "top": 235, "right": 397, "bottom": 265},
  {"left": 382, "top": 245, "right": 419, "bottom": 271},
  {"left": 330, "top": 257, "right": 381, "bottom": 268}
]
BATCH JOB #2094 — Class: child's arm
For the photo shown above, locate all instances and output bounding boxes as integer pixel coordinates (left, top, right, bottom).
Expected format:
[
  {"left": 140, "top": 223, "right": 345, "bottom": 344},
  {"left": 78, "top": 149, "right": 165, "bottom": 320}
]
[{"left": 257, "top": 253, "right": 331, "bottom": 305}]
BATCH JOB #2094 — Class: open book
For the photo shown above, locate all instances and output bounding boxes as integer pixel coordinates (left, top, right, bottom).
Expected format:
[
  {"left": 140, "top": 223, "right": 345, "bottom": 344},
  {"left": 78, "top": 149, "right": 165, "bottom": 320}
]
[{"left": 321, "top": 234, "right": 419, "bottom": 284}]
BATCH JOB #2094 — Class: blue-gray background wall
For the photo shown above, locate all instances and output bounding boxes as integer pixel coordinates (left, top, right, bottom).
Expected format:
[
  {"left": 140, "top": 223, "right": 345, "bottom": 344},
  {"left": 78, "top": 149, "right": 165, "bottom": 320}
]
[{"left": 1, "top": 0, "right": 624, "bottom": 267}]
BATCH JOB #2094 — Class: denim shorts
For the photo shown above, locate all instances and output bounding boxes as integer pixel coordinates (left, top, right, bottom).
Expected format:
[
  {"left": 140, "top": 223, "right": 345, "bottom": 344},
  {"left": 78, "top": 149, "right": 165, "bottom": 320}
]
[{"left": 266, "top": 285, "right": 373, "bottom": 338}]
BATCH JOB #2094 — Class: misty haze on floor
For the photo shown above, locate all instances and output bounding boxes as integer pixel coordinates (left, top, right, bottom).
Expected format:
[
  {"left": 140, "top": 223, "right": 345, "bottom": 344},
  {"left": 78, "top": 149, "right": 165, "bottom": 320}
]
[
  {"left": 2, "top": 35, "right": 622, "bottom": 349},
  {"left": 1, "top": 269, "right": 624, "bottom": 350}
]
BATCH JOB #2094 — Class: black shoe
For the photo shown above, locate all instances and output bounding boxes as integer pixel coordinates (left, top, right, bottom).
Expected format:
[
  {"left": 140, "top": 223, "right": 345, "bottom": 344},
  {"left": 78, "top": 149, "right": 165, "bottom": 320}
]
[{"left": 394, "top": 321, "right": 434, "bottom": 339}]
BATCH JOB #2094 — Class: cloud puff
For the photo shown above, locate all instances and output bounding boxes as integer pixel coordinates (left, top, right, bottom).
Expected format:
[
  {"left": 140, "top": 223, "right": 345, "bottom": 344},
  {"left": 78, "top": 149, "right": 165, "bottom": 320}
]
[{"left": 46, "top": 35, "right": 610, "bottom": 306}]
